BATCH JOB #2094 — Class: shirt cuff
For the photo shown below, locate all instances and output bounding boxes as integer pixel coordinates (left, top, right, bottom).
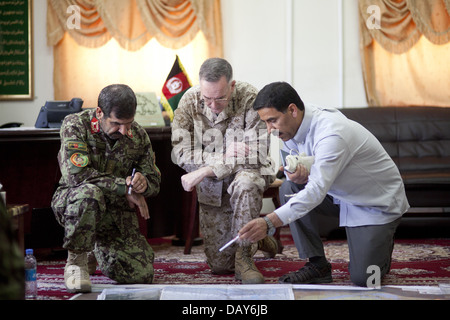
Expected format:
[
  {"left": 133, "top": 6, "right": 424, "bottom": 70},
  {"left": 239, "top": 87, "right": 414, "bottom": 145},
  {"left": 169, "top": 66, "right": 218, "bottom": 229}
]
[
  {"left": 274, "top": 201, "right": 296, "bottom": 225},
  {"left": 210, "top": 163, "right": 233, "bottom": 180}
]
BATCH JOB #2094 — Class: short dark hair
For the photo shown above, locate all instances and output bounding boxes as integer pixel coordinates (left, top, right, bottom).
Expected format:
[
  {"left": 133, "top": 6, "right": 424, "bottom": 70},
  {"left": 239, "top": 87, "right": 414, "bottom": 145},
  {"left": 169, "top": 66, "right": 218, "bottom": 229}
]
[
  {"left": 199, "top": 58, "right": 233, "bottom": 83},
  {"left": 98, "top": 84, "right": 137, "bottom": 119},
  {"left": 253, "top": 82, "right": 304, "bottom": 113}
]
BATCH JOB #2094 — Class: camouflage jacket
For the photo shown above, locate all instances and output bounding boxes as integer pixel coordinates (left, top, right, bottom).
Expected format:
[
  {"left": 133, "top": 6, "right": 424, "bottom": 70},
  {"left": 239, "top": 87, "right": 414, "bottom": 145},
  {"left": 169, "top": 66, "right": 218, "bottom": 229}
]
[
  {"left": 52, "top": 109, "right": 161, "bottom": 209},
  {"left": 171, "top": 81, "right": 275, "bottom": 206},
  {"left": 0, "top": 199, "right": 24, "bottom": 299}
]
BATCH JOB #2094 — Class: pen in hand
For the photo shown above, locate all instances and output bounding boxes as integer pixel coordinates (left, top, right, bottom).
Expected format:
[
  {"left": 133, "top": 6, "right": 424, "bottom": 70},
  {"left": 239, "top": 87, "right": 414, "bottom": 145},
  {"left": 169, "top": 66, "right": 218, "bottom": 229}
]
[
  {"left": 219, "top": 235, "right": 240, "bottom": 252},
  {"left": 128, "top": 168, "right": 136, "bottom": 195}
]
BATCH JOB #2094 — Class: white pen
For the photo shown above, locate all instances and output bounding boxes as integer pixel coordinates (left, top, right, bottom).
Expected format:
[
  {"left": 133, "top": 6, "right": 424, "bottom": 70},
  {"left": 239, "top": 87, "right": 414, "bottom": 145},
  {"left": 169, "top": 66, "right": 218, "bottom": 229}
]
[
  {"left": 128, "top": 168, "right": 136, "bottom": 195},
  {"left": 219, "top": 235, "right": 240, "bottom": 252}
]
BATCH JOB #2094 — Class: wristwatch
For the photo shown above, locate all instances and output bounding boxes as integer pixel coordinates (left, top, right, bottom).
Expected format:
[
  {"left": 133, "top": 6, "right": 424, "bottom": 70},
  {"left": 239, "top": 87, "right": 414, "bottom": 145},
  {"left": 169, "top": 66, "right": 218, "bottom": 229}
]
[{"left": 263, "top": 216, "right": 276, "bottom": 236}]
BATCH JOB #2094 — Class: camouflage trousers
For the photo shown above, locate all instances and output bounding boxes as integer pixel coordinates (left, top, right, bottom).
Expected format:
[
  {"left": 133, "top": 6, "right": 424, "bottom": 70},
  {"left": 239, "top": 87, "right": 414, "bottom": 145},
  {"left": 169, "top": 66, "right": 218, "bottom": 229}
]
[
  {"left": 199, "top": 169, "right": 274, "bottom": 274},
  {"left": 52, "top": 184, "right": 154, "bottom": 284}
]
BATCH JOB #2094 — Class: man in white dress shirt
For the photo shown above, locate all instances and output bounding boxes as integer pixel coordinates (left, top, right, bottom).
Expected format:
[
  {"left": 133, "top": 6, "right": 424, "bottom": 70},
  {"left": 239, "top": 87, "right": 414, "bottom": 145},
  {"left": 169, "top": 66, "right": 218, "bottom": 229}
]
[{"left": 239, "top": 82, "right": 410, "bottom": 286}]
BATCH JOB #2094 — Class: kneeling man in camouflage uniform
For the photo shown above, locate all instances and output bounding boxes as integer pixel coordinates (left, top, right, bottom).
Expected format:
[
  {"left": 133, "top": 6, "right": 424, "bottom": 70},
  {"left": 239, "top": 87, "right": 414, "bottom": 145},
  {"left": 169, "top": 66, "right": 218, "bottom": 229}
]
[
  {"left": 52, "top": 84, "right": 161, "bottom": 293},
  {"left": 172, "top": 58, "right": 280, "bottom": 283}
]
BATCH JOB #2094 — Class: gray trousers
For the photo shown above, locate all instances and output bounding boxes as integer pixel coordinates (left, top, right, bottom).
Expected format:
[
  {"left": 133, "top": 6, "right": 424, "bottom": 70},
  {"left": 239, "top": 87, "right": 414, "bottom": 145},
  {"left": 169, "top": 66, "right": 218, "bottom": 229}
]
[{"left": 280, "top": 180, "right": 401, "bottom": 287}]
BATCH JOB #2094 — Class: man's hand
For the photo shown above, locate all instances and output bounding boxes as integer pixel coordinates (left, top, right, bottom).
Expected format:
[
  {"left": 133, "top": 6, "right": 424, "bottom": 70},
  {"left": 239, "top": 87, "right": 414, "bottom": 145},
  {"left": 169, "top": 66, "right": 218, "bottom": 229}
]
[
  {"left": 181, "top": 167, "right": 215, "bottom": 192},
  {"left": 126, "top": 172, "right": 147, "bottom": 194},
  {"left": 126, "top": 192, "right": 150, "bottom": 220},
  {"left": 239, "top": 213, "right": 283, "bottom": 243},
  {"left": 239, "top": 218, "right": 267, "bottom": 243},
  {"left": 283, "top": 164, "right": 309, "bottom": 185}
]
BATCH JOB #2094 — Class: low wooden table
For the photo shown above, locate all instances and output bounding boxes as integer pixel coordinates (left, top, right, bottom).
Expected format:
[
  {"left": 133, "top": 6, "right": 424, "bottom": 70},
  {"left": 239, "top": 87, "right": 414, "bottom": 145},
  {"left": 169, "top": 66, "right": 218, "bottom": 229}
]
[{"left": 7, "top": 204, "right": 29, "bottom": 253}]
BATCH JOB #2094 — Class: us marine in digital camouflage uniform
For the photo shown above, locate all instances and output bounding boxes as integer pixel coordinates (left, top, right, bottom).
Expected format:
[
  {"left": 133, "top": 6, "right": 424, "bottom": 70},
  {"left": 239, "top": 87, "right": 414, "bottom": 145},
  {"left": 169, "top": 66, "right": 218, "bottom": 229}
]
[
  {"left": 171, "top": 58, "right": 280, "bottom": 284},
  {"left": 51, "top": 84, "right": 161, "bottom": 293}
]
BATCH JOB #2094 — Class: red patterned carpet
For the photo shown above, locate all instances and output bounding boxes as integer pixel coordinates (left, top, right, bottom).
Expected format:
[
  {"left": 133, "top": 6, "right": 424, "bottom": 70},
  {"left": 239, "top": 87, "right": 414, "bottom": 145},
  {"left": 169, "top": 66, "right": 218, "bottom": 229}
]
[{"left": 36, "top": 230, "right": 450, "bottom": 300}]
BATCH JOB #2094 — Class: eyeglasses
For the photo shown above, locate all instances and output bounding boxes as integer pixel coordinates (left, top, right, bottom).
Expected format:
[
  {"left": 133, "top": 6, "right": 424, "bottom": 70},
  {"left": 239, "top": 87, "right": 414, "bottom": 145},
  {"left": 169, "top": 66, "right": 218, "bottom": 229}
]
[{"left": 202, "top": 96, "right": 229, "bottom": 106}]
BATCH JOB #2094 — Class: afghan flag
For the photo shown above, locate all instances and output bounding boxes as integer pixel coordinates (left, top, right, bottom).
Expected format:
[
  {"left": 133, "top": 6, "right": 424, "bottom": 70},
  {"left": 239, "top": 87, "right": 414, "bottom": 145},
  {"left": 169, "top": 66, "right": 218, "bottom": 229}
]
[{"left": 161, "top": 55, "right": 192, "bottom": 121}]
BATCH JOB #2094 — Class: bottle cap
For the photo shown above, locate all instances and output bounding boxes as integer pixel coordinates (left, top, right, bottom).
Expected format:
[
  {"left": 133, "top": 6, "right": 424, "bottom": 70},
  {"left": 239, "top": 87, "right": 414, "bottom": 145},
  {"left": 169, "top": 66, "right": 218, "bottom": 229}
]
[{"left": 26, "top": 249, "right": 33, "bottom": 255}]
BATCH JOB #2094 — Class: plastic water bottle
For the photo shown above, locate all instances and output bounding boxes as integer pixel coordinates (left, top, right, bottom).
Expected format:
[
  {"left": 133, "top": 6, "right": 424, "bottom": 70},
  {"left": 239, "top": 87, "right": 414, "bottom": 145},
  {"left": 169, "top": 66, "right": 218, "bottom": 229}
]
[{"left": 24, "top": 249, "right": 37, "bottom": 299}]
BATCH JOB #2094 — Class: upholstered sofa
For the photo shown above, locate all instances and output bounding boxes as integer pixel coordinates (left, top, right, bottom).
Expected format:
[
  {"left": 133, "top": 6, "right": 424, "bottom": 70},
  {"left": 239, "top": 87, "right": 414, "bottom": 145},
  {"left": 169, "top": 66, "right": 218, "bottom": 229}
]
[{"left": 340, "top": 106, "right": 450, "bottom": 220}]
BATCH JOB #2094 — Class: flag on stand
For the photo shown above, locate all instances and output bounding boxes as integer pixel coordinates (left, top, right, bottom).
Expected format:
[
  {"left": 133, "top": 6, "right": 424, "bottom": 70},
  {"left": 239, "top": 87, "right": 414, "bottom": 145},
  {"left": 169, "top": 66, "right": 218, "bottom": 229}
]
[{"left": 161, "top": 55, "right": 192, "bottom": 121}]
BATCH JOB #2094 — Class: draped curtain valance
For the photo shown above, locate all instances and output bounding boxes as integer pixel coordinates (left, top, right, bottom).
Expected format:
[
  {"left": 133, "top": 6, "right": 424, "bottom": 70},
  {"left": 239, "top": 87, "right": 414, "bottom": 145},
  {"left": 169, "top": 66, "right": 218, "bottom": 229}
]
[
  {"left": 359, "top": 0, "right": 450, "bottom": 54},
  {"left": 358, "top": 0, "right": 450, "bottom": 107},
  {"left": 47, "top": 0, "right": 222, "bottom": 52}
]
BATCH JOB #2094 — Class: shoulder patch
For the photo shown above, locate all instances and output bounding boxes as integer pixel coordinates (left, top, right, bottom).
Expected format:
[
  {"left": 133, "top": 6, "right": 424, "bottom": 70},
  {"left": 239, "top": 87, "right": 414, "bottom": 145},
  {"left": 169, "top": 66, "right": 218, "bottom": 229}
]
[
  {"left": 70, "top": 153, "right": 89, "bottom": 168},
  {"left": 67, "top": 141, "right": 88, "bottom": 152}
]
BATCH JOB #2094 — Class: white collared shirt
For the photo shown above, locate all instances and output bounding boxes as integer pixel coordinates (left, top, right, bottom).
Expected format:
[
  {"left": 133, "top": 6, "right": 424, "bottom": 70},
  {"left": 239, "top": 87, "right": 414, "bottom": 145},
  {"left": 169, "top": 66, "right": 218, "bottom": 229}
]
[{"left": 275, "top": 104, "right": 410, "bottom": 227}]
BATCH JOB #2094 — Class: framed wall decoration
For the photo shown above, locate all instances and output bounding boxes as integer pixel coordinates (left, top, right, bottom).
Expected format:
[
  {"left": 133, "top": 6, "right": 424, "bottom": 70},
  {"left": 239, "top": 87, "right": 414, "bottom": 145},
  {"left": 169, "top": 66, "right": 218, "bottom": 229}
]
[{"left": 0, "top": 0, "right": 33, "bottom": 100}]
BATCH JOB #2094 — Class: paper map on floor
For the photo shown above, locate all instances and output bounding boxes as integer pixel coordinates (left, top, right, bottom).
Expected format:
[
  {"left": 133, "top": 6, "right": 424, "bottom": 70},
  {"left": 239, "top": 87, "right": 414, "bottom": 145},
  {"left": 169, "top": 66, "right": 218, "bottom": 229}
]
[
  {"left": 160, "top": 284, "right": 294, "bottom": 300},
  {"left": 97, "top": 284, "right": 294, "bottom": 300},
  {"left": 97, "top": 287, "right": 161, "bottom": 300}
]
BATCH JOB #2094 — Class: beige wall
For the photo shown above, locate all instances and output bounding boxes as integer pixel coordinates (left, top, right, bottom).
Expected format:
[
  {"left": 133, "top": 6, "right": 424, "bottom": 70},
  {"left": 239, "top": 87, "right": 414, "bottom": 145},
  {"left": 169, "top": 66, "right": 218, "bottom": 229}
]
[
  {"left": 222, "top": 0, "right": 367, "bottom": 107},
  {"left": 0, "top": 0, "right": 367, "bottom": 126}
]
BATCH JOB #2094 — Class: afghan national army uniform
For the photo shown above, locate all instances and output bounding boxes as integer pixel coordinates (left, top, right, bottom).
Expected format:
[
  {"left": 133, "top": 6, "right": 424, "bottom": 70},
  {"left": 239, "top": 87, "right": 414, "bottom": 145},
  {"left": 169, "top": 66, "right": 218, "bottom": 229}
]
[
  {"left": 0, "top": 198, "right": 24, "bottom": 299},
  {"left": 172, "top": 81, "right": 278, "bottom": 282},
  {"left": 51, "top": 109, "right": 161, "bottom": 286}
]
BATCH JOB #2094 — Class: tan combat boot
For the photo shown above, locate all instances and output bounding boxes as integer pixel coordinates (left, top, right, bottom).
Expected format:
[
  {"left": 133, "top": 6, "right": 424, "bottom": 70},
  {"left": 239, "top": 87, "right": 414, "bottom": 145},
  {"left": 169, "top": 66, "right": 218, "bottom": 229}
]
[
  {"left": 64, "top": 251, "right": 92, "bottom": 293},
  {"left": 235, "top": 243, "right": 264, "bottom": 284},
  {"left": 87, "top": 251, "right": 97, "bottom": 275},
  {"left": 258, "top": 236, "right": 283, "bottom": 258}
]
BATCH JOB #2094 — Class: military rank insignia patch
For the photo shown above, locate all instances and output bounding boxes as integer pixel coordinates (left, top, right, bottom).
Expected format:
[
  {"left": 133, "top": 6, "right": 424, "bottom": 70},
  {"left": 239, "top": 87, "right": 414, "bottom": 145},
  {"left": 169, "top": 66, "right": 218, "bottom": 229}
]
[
  {"left": 127, "top": 128, "right": 133, "bottom": 138},
  {"left": 70, "top": 153, "right": 89, "bottom": 168},
  {"left": 91, "top": 117, "right": 100, "bottom": 134}
]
